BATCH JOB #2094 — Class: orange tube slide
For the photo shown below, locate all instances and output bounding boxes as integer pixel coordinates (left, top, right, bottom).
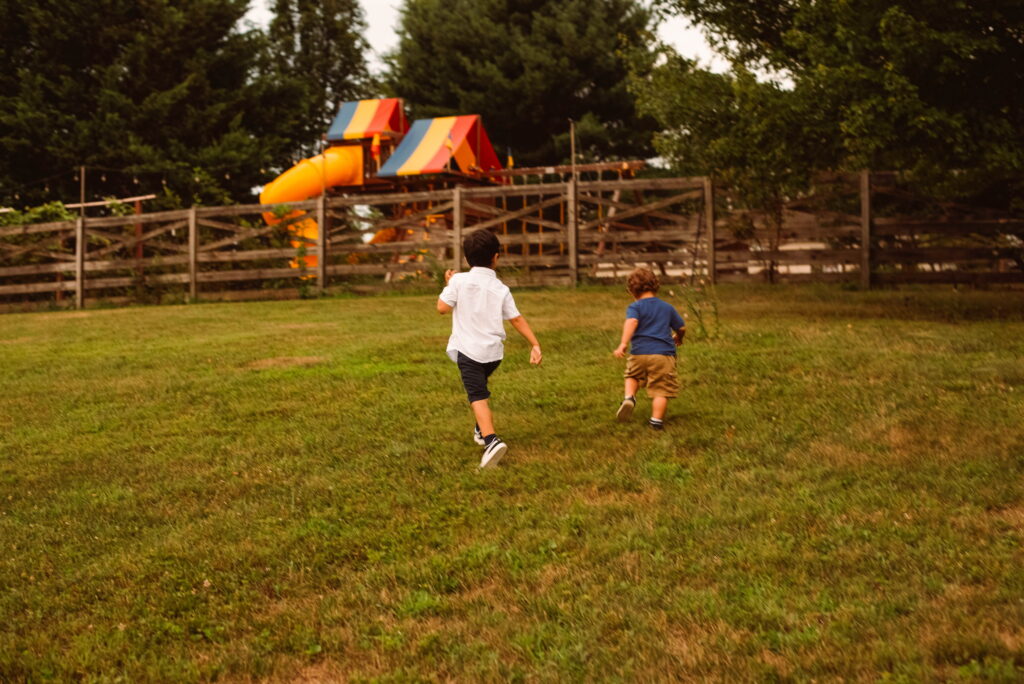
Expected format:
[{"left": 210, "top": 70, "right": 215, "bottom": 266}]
[{"left": 259, "top": 145, "right": 363, "bottom": 269}]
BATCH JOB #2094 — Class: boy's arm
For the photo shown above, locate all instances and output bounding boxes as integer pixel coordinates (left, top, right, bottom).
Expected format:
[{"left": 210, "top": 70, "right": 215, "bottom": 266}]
[
  {"left": 507, "top": 315, "right": 542, "bottom": 365},
  {"left": 437, "top": 269, "right": 457, "bottom": 314},
  {"left": 613, "top": 318, "right": 639, "bottom": 358},
  {"left": 670, "top": 307, "right": 686, "bottom": 346}
]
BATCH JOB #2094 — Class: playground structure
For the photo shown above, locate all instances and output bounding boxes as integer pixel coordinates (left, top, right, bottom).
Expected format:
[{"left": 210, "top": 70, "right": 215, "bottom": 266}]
[
  {"left": 259, "top": 98, "right": 506, "bottom": 270},
  {"left": 2, "top": 101, "right": 1020, "bottom": 311}
]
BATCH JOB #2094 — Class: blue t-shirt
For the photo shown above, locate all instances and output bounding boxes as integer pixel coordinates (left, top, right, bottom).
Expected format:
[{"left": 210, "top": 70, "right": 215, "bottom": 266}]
[{"left": 626, "top": 297, "right": 685, "bottom": 356}]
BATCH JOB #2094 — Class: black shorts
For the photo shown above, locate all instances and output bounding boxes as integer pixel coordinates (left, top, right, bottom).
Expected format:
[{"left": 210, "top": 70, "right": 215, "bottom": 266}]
[{"left": 457, "top": 352, "right": 501, "bottom": 403}]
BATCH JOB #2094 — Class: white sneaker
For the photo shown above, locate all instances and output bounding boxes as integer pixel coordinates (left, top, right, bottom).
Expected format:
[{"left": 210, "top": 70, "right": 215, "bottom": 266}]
[
  {"left": 479, "top": 438, "right": 507, "bottom": 469},
  {"left": 473, "top": 426, "right": 486, "bottom": 446},
  {"left": 616, "top": 397, "right": 636, "bottom": 422}
]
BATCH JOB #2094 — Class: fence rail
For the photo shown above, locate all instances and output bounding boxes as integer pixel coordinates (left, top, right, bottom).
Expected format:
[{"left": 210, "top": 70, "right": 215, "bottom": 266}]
[{"left": 1, "top": 173, "right": 1021, "bottom": 311}]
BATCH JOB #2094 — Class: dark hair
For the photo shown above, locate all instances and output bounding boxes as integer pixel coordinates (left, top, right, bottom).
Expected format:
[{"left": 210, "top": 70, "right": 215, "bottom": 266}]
[
  {"left": 627, "top": 267, "right": 660, "bottom": 296},
  {"left": 463, "top": 228, "right": 501, "bottom": 267}
]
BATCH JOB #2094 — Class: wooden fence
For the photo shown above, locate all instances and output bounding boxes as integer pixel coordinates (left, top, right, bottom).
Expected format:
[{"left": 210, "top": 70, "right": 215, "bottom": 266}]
[{"left": 1, "top": 172, "right": 1021, "bottom": 311}]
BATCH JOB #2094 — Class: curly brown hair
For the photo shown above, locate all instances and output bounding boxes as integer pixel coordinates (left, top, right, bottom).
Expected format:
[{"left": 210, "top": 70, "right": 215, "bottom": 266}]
[{"left": 626, "top": 267, "right": 659, "bottom": 296}]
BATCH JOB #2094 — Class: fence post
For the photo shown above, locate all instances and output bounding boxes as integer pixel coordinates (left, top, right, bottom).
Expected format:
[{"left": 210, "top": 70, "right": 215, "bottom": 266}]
[
  {"left": 452, "top": 186, "right": 463, "bottom": 269},
  {"left": 703, "top": 177, "right": 716, "bottom": 284},
  {"left": 567, "top": 178, "right": 578, "bottom": 287},
  {"left": 75, "top": 216, "right": 85, "bottom": 310},
  {"left": 188, "top": 206, "right": 198, "bottom": 302},
  {"left": 860, "top": 169, "right": 872, "bottom": 289},
  {"left": 316, "top": 194, "right": 328, "bottom": 294}
]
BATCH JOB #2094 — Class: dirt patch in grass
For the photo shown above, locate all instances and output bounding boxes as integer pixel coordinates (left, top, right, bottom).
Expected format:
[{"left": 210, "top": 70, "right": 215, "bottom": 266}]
[
  {"left": 809, "top": 440, "right": 872, "bottom": 467},
  {"left": 992, "top": 505, "right": 1024, "bottom": 530},
  {"left": 246, "top": 356, "right": 327, "bottom": 370}
]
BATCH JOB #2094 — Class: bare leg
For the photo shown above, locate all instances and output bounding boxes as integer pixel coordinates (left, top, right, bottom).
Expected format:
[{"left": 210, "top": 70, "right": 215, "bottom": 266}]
[
  {"left": 471, "top": 398, "right": 495, "bottom": 435},
  {"left": 651, "top": 396, "right": 668, "bottom": 420},
  {"left": 624, "top": 378, "right": 639, "bottom": 398}
]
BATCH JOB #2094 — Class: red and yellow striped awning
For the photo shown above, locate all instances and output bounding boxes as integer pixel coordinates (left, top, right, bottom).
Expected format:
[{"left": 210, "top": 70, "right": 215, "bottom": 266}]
[
  {"left": 378, "top": 115, "right": 502, "bottom": 177},
  {"left": 326, "top": 98, "right": 407, "bottom": 142}
]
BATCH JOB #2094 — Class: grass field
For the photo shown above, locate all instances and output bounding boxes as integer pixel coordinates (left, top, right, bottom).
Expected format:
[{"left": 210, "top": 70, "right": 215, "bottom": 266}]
[{"left": 1, "top": 284, "right": 1023, "bottom": 681}]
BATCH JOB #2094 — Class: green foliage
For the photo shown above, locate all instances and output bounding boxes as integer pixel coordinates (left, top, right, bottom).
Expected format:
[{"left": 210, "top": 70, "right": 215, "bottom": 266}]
[
  {"left": 268, "top": 0, "right": 372, "bottom": 158},
  {"left": 385, "top": 0, "right": 659, "bottom": 166},
  {"left": 674, "top": 279, "right": 720, "bottom": 341},
  {"left": 0, "top": 201, "right": 74, "bottom": 227},
  {"left": 631, "top": 49, "right": 837, "bottom": 209},
  {"left": 0, "top": 0, "right": 370, "bottom": 208},
  {"left": 650, "top": 0, "right": 1024, "bottom": 205}
]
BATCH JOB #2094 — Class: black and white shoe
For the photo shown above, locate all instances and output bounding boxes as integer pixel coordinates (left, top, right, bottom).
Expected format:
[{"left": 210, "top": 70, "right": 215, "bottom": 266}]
[
  {"left": 616, "top": 397, "right": 636, "bottom": 422},
  {"left": 648, "top": 419, "right": 664, "bottom": 431},
  {"left": 479, "top": 438, "right": 508, "bottom": 469},
  {"left": 473, "top": 426, "right": 486, "bottom": 446}
]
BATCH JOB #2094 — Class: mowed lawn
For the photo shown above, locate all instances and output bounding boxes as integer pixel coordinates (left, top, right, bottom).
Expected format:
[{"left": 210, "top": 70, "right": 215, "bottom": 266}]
[{"left": 1, "top": 285, "right": 1023, "bottom": 681}]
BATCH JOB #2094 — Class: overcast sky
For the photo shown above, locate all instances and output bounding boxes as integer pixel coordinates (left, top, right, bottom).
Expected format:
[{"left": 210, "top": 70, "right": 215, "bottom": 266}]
[{"left": 244, "top": 0, "right": 729, "bottom": 73}]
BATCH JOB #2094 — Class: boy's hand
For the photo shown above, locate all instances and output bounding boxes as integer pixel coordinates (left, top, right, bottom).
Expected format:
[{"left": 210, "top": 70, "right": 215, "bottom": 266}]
[
  {"left": 444, "top": 269, "right": 456, "bottom": 284},
  {"left": 530, "top": 345, "right": 542, "bottom": 365},
  {"left": 613, "top": 343, "right": 627, "bottom": 358}
]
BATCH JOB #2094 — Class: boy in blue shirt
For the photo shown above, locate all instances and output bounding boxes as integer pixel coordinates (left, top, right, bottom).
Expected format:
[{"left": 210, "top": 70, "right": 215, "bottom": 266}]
[{"left": 612, "top": 267, "right": 685, "bottom": 430}]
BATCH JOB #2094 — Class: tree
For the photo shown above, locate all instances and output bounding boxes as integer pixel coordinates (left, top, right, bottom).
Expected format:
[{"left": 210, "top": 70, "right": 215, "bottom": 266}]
[
  {"left": 385, "top": 0, "right": 658, "bottom": 167},
  {"left": 652, "top": 0, "right": 1024, "bottom": 202},
  {"left": 268, "top": 0, "right": 372, "bottom": 157},
  {"left": 0, "top": 0, "right": 370, "bottom": 208},
  {"left": 631, "top": 51, "right": 837, "bottom": 206}
]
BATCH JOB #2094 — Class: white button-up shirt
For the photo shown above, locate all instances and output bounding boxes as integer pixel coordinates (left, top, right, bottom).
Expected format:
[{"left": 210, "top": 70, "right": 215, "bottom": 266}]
[{"left": 439, "top": 267, "right": 521, "bottom": 363}]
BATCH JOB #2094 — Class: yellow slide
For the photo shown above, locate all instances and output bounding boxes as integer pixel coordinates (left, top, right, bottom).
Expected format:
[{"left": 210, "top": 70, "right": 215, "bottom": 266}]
[{"left": 259, "top": 145, "right": 363, "bottom": 269}]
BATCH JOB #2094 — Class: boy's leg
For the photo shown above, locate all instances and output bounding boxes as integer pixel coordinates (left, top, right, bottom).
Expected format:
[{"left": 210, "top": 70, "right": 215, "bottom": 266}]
[
  {"left": 457, "top": 353, "right": 503, "bottom": 461},
  {"left": 618, "top": 357, "right": 643, "bottom": 422},
  {"left": 651, "top": 396, "right": 668, "bottom": 420},
  {"left": 471, "top": 399, "right": 495, "bottom": 436},
  {"left": 646, "top": 356, "right": 678, "bottom": 430}
]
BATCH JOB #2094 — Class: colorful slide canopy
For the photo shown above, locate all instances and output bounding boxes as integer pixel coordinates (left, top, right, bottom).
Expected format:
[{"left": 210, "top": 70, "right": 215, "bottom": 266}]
[
  {"left": 326, "top": 98, "right": 408, "bottom": 143},
  {"left": 378, "top": 115, "right": 501, "bottom": 177}
]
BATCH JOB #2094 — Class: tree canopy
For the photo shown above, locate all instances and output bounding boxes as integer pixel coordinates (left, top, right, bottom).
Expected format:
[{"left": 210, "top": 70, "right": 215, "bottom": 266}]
[
  {"left": 643, "top": 0, "right": 1024, "bottom": 204},
  {"left": 385, "top": 0, "right": 658, "bottom": 167},
  {"left": 0, "top": 0, "right": 370, "bottom": 208},
  {"left": 268, "top": 0, "right": 372, "bottom": 157}
]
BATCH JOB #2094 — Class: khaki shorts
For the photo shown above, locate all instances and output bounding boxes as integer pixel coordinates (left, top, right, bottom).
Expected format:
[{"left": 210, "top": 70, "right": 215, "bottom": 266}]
[{"left": 624, "top": 354, "right": 680, "bottom": 398}]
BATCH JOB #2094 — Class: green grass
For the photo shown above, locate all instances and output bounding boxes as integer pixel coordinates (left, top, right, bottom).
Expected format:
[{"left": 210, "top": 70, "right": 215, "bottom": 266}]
[{"left": 2, "top": 284, "right": 1023, "bottom": 681}]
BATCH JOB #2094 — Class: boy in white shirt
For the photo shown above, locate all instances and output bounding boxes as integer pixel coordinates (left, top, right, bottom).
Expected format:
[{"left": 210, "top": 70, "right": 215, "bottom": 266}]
[{"left": 437, "top": 228, "right": 542, "bottom": 468}]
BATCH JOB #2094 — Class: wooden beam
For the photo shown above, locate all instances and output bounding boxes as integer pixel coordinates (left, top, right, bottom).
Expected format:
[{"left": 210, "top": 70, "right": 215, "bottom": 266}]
[
  {"left": 462, "top": 196, "right": 564, "bottom": 232},
  {"left": 567, "top": 179, "right": 578, "bottom": 287},
  {"left": 487, "top": 160, "right": 646, "bottom": 178},
  {"left": 195, "top": 200, "right": 317, "bottom": 218},
  {"left": 704, "top": 177, "right": 716, "bottom": 284},
  {"left": 581, "top": 190, "right": 702, "bottom": 231},
  {"left": 452, "top": 186, "right": 463, "bottom": 269},
  {"left": 579, "top": 193, "right": 697, "bottom": 226},
  {"left": 578, "top": 177, "right": 705, "bottom": 193},
  {"left": 188, "top": 206, "right": 198, "bottom": 302},
  {"left": 316, "top": 194, "right": 328, "bottom": 293},
  {"left": 860, "top": 169, "right": 871, "bottom": 289},
  {"left": 0, "top": 220, "right": 77, "bottom": 238},
  {"left": 85, "top": 208, "right": 190, "bottom": 229},
  {"left": 75, "top": 217, "right": 85, "bottom": 310}
]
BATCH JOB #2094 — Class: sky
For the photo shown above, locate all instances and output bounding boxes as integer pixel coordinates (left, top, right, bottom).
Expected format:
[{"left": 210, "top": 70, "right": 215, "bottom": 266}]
[{"left": 244, "top": 0, "right": 729, "bottom": 73}]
